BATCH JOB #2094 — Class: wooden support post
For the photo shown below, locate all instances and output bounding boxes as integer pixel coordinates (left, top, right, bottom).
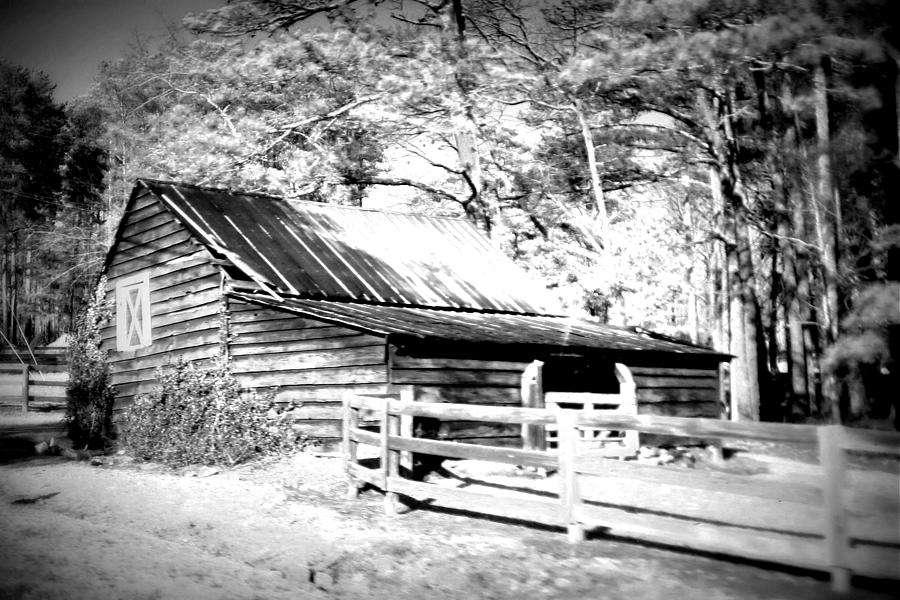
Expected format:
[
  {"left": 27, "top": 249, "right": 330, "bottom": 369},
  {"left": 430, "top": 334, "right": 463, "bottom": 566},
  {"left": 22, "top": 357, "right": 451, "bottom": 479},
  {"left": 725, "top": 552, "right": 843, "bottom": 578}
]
[
  {"left": 521, "top": 360, "right": 545, "bottom": 451},
  {"left": 399, "top": 387, "right": 415, "bottom": 473},
  {"left": 819, "top": 425, "right": 851, "bottom": 593},
  {"left": 21, "top": 364, "right": 30, "bottom": 412},
  {"left": 556, "top": 409, "right": 584, "bottom": 543},
  {"left": 343, "top": 394, "right": 360, "bottom": 499},
  {"left": 381, "top": 399, "right": 400, "bottom": 515},
  {"left": 614, "top": 363, "right": 638, "bottom": 456}
]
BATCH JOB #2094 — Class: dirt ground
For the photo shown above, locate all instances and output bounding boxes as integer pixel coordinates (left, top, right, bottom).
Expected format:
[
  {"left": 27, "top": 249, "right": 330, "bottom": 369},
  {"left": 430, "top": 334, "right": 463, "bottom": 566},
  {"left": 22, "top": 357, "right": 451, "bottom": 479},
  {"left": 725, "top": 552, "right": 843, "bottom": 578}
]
[{"left": 1, "top": 435, "right": 898, "bottom": 600}]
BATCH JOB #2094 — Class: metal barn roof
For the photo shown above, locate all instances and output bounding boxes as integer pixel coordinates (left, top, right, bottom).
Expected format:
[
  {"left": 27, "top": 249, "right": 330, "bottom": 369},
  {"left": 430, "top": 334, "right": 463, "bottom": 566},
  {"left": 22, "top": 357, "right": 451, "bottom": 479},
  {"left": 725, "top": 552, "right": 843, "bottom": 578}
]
[
  {"left": 139, "top": 179, "right": 557, "bottom": 314},
  {"left": 228, "top": 291, "right": 725, "bottom": 357}
]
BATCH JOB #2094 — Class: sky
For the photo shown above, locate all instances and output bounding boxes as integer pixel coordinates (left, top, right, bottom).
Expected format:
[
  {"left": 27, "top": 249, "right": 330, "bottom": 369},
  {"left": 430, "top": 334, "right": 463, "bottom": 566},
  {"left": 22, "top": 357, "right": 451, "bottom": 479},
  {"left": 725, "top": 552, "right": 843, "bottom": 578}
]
[{"left": 0, "top": 0, "right": 225, "bottom": 100}]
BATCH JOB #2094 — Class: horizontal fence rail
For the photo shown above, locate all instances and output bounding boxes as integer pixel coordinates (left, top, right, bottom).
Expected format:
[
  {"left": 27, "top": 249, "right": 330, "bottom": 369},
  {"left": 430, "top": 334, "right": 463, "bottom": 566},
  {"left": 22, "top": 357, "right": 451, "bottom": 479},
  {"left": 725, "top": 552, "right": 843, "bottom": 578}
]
[
  {"left": 0, "top": 363, "right": 69, "bottom": 412},
  {"left": 343, "top": 392, "right": 900, "bottom": 593}
]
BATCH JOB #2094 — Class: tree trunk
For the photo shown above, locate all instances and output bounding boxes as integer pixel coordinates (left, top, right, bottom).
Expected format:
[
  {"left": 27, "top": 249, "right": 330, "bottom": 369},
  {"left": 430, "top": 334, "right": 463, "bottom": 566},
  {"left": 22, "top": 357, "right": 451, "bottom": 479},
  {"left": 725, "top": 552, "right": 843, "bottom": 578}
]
[
  {"left": 813, "top": 57, "right": 842, "bottom": 422},
  {"left": 574, "top": 99, "right": 609, "bottom": 244}
]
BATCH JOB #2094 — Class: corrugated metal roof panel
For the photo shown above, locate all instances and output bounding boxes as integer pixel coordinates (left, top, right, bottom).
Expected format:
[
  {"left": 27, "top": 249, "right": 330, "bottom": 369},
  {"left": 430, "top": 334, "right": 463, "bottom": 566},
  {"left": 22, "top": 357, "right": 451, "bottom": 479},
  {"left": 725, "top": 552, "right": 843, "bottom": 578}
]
[
  {"left": 142, "top": 179, "right": 556, "bottom": 314},
  {"left": 228, "top": 292, "right": 726, "bottom": 357}
]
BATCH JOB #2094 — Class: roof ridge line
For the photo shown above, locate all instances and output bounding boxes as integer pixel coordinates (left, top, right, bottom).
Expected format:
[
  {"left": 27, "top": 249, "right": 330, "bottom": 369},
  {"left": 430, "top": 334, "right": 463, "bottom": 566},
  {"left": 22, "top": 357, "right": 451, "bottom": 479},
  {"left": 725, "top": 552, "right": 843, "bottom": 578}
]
[{"left": 137, "top": 177, "right": 282, "bottom": 201}]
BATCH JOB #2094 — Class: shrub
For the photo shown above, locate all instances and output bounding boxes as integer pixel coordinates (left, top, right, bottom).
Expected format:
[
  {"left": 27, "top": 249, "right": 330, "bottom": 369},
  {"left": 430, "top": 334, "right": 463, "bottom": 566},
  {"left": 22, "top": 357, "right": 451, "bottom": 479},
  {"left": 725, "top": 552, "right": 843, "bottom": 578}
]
[
  {"left": 121, "top": 357, "right": 306, "bottom": 467},
  {"left": 66, "top": 277, "right": 116, "bottom": 450}
]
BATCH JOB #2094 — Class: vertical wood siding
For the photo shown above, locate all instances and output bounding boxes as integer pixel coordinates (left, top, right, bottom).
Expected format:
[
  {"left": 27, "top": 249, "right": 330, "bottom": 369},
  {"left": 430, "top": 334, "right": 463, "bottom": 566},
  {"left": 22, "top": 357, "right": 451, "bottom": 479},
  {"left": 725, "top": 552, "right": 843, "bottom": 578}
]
[
  {"left": 100, "top": 191, "right": 222, "bottom": 414},
  {"left": 227, "top": 298, "right": 389, "bottom": 440}
]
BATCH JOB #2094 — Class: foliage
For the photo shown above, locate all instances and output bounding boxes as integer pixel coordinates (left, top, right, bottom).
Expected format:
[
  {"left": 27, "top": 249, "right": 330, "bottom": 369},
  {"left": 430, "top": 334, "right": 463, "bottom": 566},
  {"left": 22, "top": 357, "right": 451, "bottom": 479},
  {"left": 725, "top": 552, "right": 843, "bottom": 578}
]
[
  {"left": 823, "top": 283, "right": 900, "bottom": 372},
  {"left": 121, "top": 358, "right": 306, "bottom": 467},
  {"left": 0, "top": 62, "right": 109, "bottom": 345},
  {"left": 65, "top": 277, "right": 116, "bottom": 450}
]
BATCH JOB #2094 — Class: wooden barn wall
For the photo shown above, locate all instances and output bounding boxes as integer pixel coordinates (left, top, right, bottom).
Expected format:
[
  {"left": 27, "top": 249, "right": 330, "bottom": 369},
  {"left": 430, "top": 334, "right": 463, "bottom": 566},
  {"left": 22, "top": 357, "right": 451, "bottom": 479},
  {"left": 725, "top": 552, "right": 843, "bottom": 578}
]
[
  {"left": 389, "top": 344, "right": 623, "bottom": 446},
  {"left": 625, "top": 357, "right": 722, "bottom": 419},
  {"left": 226, "top": 298, "right": 389, "bottom": 440},
  {"left": 100, "top": 191, "right": 222, "bottom": 416},
  {"left": 390, "top": 346, "right": 527, "bottom": 446},
  {"left": 390, "top": 343, "right": 723, "bottom": 446}
]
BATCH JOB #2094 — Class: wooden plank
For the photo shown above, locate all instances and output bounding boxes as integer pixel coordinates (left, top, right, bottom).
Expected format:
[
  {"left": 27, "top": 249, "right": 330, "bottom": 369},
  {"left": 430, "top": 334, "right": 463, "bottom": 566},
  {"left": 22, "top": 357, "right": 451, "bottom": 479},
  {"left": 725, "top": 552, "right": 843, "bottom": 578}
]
[
  {"left": 27, "top": 399, "right": 68, "bottom": 410},
  {"left": 107, "top": 329, "right": 220, "bottom": 361},
  {"left": 436, "top": 421, "right": 521, "bottom": 439},
  {"left": 152, "top": 299, "right": 221, "bottom": 329},
  {"left": 391, "top": 369, "right": 521, "bottom": 387},
  {"left": 258, "top": 384, "right": 393, "bottom": 404},
  {"left": 351, "top": 397, "right": 557, "bottom": 425},
  {"left": 228, "top": 308, "right": 314, "bottom": 324},
  {"left": 840, "top": 427, "right": 900, "bottom": 456},
  {"left": 289, "top": 420, "right": 341, "bottom": 438},
  {"left": 629, "top": 367, "right": 720, "bottom": 378},
  {"left": 413, "top": 386, "right": 520, "bottom": 405},
  {"left": 28, "top": 384, "right": 67, "bottom": 398},
  {"left": 371, "top": 432, "right": 558, "bottom": 469},
  {"left": 343, "top": 394, "right": 359, "bottom": 497},
  {"left": 577, "top": 502, "right": 825, "bottom": 571},
  {"left": 638, "top": 401, "right": 720, "bottom": 418},
  {"left": 345, "top": 400, "right": 821, "bottom": 444},
  {"left": 387, "top": 476, "right": 563, "bottom": 526},
  {"left": 152, "top": 289, "right": 221, "bottom": 318},
  {"left": 229, "top": 335, "right": 382, "bottom": 356},
  {"left": 233, "top": 365, "right": 388, "bottom": 388},
  {"left": 819, "top": 425, "right": 850, "bottom": 592},
  {"left": 521, "top": 360, "right": 545, "bottom": 453},
  {"left": 108, "top": 241, "right": 204, "bottom": 275},
  {"left": 231, "top": 325, "right": 367, "bottom": 343},
  {"left": 117, "top": 220, "right": 188, "bottom": 250},
  {"left": 120, "top": 210, "right": 176, "bottom": 238},
  {"left": 109, "top": 235, "right": 197, "bottom": 268},
  {"left": 147, "top": 319, "right": 219, "bottom": 342},
  {"left": 348, "top": 462, "right": 384, "bottom": 489},
  {"left": 847, "top": 545, "right": 900, "bottom": 580},
  {"left": 391, "top": 355, "right": 529, "bottom": 372},
  {"left": 637, "top": 388, "right": 720, "bottom": 404},
  {"left": 633, "top": 376, "right": 719, "bottom": 389},
  {"left": 24, "top": 378, "right": 66, "bottom": 387},
  {"left": 124, "top": 198, "right": 165, "bottom": 223},
  {"left": 150, "top": 257, "right": 219, "bottom": 292},
  {"left": 575, "top": 454, "right": 823, "bottom": 506},
  {"left": 557, "top": 410, "right": 584, "bottom": 542},
  {"left": 230, "top": 345, "right": 385, "bottom": 372},
  {"left": 21, "top": 364, "right": 29, "bottom": 412},
  {"left": 574, "top": 413, "right": 819, "bottom": 444},
  {"left": 28, "top": 371, "right": 68, "bottom": 383},
  {"left": 109, "top": 345, "right": 218, "bottom": 376}
]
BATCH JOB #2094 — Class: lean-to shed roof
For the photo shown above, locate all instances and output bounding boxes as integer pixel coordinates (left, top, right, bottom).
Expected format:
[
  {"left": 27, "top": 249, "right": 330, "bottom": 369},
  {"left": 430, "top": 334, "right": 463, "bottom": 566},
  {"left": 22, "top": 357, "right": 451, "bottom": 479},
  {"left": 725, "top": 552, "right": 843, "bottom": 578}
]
[
  {"left": 228, "top": 291, "right": 726, "bottom": 357},
  {"left": 137, "top": 179, "right": 556, "bottom": 314}
]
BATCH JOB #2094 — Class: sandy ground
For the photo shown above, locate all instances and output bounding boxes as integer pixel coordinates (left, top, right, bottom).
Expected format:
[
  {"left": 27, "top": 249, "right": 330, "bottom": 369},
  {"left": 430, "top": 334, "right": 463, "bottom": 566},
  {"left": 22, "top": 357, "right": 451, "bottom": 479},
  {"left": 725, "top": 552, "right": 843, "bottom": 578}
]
[{"left": 1, "top": 445, "right": 898, "bottom": 600}]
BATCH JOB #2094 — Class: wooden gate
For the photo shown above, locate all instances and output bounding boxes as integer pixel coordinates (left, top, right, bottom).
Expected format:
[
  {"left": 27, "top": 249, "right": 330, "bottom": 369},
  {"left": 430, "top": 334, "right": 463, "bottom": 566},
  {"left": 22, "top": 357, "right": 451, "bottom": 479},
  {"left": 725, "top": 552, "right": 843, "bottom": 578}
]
[{"left": 521, "top": 361, "right": 638, "bottom": 457}]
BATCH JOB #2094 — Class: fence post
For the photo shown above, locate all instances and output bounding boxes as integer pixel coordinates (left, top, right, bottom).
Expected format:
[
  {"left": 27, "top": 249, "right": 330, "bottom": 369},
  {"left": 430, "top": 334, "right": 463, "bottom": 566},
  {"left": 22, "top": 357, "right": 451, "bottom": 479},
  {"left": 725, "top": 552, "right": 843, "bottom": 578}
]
[
  {"left": 818, "top": 425, "right": 850, "bottom": 593},
  {"left": 381, "top": 398, "right": 400, "bottom": 515},
  {"left": 521, "top": 360, "right": 545, "bottom": 451},
  {"left": 343, "top": 394, "right": 360, "bottom": 499},
  {"left": 21, "top": 364, "right": 30, "bottom": 412},
  {"left": 557, "top": 409, "right": 584, "bottom": 543}
]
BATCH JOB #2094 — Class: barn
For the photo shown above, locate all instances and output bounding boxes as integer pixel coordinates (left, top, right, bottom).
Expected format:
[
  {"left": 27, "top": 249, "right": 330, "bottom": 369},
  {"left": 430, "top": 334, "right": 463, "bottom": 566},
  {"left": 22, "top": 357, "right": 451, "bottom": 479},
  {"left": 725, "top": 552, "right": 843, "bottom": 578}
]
[{"left": 100, "top": 179, "right": 728, "bottom": 447}]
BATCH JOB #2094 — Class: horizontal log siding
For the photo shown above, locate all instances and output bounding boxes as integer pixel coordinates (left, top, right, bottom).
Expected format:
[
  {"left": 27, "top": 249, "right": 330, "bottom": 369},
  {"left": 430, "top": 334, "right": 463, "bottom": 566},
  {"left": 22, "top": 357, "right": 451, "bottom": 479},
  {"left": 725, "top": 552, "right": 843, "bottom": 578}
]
[
  {"left": 100, "top": 192, "right": 221, "bottom": 414},
  {"left": 227, "top": 298, "right": 388, "bottom": 441},
  {"left": 628, "top": 365, "right": 722, "bottom": 419},
  {"left": 390, "top": 347, "right": 529, "bottom": 444}
]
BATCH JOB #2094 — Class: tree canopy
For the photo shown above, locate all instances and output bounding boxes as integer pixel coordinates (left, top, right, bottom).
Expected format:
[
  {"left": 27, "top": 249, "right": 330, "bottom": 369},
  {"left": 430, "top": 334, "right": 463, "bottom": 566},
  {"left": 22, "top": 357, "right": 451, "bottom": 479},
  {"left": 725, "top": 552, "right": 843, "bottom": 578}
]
[{"left": 4, "top": 0, "right": 898, "bottom": 427}]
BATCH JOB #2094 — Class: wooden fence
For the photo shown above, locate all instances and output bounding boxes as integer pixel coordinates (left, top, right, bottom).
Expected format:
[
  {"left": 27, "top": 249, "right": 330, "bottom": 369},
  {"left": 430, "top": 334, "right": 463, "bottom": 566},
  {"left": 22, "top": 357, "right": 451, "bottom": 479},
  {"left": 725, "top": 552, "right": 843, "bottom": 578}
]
[
  {"left": 0, "top": 363, "right": 69, "bottom": 412},
  {"left": 342, "top": 390, "right": 900, "bottom": 592}
]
